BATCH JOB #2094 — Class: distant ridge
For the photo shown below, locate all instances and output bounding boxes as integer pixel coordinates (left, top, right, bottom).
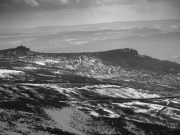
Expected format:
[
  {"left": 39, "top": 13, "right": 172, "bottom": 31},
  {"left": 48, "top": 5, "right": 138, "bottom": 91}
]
[
  {"left": 1, "top": 45, "right": 30, "bottom": 51},
  {"left": 0, "top": 19, "right": 180, "bottom": 33},
  {"left": 0, "top": 45, "right": 30, "bottom": 56},
  {"left": 1, "top": 46, "right": 180, "bottom": 73}
]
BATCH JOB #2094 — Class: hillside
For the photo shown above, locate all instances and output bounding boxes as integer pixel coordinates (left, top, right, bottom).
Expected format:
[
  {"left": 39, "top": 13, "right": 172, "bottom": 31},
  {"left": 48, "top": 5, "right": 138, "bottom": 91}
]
[
  {"left": 0, "top": 46, "right": 180, "bottom": 135},
  {"left": 0, "top": 46, "right": 180, "bottom": 83}
]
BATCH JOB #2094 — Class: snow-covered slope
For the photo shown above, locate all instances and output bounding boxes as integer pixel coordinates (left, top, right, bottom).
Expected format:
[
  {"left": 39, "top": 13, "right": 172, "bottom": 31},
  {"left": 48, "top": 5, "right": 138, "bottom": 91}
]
[
  {"left": 0, "top": 83, "right": 180, "bottom": 135},
  {"left": 0, "top": 46, "right": 180, "bottom": 134}
]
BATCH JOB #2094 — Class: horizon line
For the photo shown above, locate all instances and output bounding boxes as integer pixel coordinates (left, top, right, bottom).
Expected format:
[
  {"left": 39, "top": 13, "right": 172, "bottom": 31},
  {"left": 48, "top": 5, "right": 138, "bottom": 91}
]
[{"left": 1, "top": 18, "right": 180, "bottom": 30}]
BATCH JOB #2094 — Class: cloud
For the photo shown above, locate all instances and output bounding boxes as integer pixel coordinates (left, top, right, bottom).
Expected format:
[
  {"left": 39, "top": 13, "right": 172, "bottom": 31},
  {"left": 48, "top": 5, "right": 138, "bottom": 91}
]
[
  {"left": 3, "top": 0, "right": 178, "bottom": 10},
  {"left": 0, "top": 3, "right": 9, "bottom": 8},
  {"left": 95, "top": 0, "right": 180, "bottom": 7},
  {"left": 13, "top": 0, "right": 21, "bottom": 4},
  {"left": 13, "top": 0, "right": 39, "bottom": 6},
  {"left": 9, "top": 0, "right": 148, "bottom": 8},
  {"left": 95, "top": 0, "right": 145, "bottom": 6},
  {"left": 38, "top": 0, "right": 79, "bottom": 5},
  {"left": 1, "top": 0, "right": 180, "bottom": 16},
  {"left": 0, "top": 0, "right": 180, "bottom": 29},
  {"left": 24, "top": 0, "right": 39, "bottom": 6}
]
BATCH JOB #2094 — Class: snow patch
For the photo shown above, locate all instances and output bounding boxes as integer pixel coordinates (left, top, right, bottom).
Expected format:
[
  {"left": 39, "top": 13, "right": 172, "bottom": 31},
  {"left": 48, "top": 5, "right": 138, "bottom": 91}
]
[
  {"left": 0, "top": 69, "right": 24, "bottom": 78},
  {"left": 23, "top": 66, "right": 37, "bottom": 70},
  {"left": 34, "top": 61, "right": 46, "bottom": 65},
  {"left": 90, "top": 111, "right": 99, "bottom": 117},
  {"left": 89, "top": 86, "right": 160, "bottom": 98}
]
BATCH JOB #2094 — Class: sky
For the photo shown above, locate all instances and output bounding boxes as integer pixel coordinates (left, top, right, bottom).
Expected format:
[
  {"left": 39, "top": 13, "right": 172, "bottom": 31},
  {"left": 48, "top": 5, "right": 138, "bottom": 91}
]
[{"left": 0, "top": 0, "right": 180, "bottom": 29}]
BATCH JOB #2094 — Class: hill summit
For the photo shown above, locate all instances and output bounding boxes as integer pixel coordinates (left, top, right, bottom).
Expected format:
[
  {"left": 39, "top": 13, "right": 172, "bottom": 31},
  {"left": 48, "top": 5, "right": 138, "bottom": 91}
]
[
  {"left": 14, "top": 45, "right": 30, "bottom": 52},
  {"left": 0, "top": 45, "right": 30, "bottom": 56}
]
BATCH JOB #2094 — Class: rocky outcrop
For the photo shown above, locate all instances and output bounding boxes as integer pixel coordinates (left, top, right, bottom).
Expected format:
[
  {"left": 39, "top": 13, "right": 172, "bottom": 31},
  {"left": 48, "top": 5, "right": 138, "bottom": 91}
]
[{"left": 0, "top": 45, "right": 30, "bottom": 56}]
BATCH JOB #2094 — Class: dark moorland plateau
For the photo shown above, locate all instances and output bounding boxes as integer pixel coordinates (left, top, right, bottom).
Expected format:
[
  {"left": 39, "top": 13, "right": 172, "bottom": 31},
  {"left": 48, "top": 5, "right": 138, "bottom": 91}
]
[{"left": 0, "top": 46, "right": 180, "bottom": 135}]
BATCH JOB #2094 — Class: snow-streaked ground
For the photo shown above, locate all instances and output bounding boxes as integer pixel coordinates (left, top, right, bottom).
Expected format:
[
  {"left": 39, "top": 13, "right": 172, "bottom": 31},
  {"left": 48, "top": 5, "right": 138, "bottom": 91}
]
[
  {"left": 0, "top": 69, "right": 24, "bottom": 78},
  {"left": 34, "top": 59, "right": 60, "bottom": 66},
  {"left": 66, "top": 84, "right": 159, "bottom": 98},
  {"left": 44, "top": 107, "right": 117, "bottom": 135},
  {"left": 1, "top": 83, "right": 180, "bottom": 134},
  {"left": 91, "top": 87, "right": 160, "bottom": 98},
  {"left": 14, "top": 66, "right": 38, "bottom": 70},
  {"left": 24, "top": 84, "right": 159, "bottom": 99},
  {"left": 34, "top": 61, "right": 46, "bottom": 65},
  {"left": 23, "top": 66, "right": 37, "bottom": 70},
  {"left": 19, "top": 83, "right": 180, "bottom": 127}
]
